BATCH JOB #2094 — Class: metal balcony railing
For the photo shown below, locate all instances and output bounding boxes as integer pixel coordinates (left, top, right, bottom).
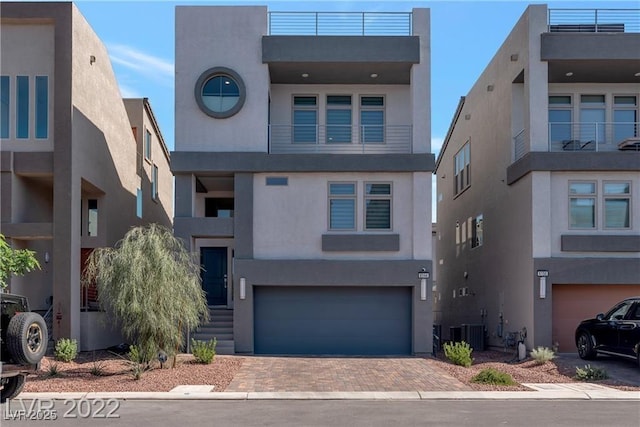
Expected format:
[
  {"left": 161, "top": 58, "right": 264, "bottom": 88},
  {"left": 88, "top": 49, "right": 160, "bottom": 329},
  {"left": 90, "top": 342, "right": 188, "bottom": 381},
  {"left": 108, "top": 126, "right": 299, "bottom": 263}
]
[
  {"left": 548, "top": 122, "right": 640, "bottom": 152},
  {"left": 268, "top": 12, "right": 412, "bottom": 36},
  {"left": 269, "top": 124, "right": 413, "bottom": 154},
  {"left": 548, "top": 9, "right": 640, "bottom": 33}
]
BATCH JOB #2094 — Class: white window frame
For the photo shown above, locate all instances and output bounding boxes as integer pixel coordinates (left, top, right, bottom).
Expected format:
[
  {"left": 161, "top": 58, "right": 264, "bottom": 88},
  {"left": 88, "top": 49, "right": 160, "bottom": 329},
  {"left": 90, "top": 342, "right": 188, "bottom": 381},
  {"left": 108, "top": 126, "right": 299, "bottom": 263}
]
[
  {"left": 603, "top": 181, "right": 631, "bottom": 229},
  {"left": 359, "top": 95, "right": 385, "bottom": 144},
  {"left": 364, "top": 182, "right": 392, "bottom": 231},
  {"left": 328, "top": 181, "right": 357, "bottom": 231},
  {"left": 144, "top": 129, "right": 152, "bottom": 161},
  {"left": 292, "top": 95, "right": 318, "bottom": 144},
  {"left": 612, "top": 95, "right": 638, "bottom": 144},
  {"left": 569, "top": 180, "right": 597, "bottom": 229},
  {"left": 326, "top": 95, "right": 352, "bottom": 144},
  {"left": 548, "top": 94, "right": 573, "bottom": 145}
]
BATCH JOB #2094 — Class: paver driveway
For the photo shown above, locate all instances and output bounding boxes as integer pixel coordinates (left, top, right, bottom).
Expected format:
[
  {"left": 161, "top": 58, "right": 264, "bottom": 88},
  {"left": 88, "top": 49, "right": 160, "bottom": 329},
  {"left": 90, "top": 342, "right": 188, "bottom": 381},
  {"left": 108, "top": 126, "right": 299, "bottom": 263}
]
[{"left": 225, "top": 357, "right": 471, "bottom": 392}]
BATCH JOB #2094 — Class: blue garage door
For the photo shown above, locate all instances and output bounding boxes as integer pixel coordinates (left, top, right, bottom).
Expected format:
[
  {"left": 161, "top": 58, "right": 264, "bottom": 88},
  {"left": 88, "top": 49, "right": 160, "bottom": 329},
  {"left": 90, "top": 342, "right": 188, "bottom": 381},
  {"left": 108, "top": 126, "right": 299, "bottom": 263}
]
[{"left": 254, "top": 286, "right": 412, "bottom": 355}]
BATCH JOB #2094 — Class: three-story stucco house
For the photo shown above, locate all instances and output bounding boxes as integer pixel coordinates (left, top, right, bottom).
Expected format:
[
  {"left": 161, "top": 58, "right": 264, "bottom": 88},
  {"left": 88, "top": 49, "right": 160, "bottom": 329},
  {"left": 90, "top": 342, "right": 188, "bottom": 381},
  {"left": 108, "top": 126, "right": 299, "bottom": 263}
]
[
  {"left": 434, "top": 5, "right": 640, "bottom": 352},
  {"left": 0, "top": 2, "right": 173, "bottom": 351},
  {"left": 173, "top": 6, "right": 434, "bottom": 355}
]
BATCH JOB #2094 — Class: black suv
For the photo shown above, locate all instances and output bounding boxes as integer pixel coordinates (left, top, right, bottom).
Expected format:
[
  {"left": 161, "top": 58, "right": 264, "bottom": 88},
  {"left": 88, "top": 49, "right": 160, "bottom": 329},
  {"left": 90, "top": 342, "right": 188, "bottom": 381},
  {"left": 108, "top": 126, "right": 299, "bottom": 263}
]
[
  {"left": 575, "top": 297, "right": 640, "bottom": 368},
  {"left": 1, "top": 293, "right": 48, "bottom": 402}
]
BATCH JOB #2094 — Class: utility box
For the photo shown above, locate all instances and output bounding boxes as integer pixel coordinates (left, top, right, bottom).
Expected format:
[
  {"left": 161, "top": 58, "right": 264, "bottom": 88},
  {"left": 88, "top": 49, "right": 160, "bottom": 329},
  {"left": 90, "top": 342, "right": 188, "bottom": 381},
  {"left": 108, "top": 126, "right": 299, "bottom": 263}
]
[{"left": 461, "top": 324, "right": 485, "bottom": 350}]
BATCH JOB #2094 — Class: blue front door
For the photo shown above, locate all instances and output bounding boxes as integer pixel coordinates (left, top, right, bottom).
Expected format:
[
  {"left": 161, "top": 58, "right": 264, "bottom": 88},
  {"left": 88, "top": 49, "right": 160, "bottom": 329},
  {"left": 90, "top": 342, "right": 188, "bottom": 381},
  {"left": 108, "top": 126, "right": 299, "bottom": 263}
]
[{"left": 200, "top": 247, "right": 228, "bottom": 306}]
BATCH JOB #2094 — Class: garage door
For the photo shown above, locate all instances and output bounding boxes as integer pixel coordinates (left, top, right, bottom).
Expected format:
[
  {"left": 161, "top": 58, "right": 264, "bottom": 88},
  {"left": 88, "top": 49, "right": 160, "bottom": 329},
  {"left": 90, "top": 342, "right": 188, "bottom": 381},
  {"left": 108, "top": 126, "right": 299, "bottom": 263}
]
[
  {"left": 254, "top": 286, "right": 412, "bottom": 355},
  {"left": 552, "top": 284, "right": 640, "bottom": 353}
]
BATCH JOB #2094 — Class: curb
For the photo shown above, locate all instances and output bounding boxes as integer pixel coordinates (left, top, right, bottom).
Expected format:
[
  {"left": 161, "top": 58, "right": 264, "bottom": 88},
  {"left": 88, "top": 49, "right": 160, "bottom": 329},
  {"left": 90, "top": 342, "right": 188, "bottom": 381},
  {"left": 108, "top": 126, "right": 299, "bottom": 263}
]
[{"left": 15, "top": 389, "right": 640, "bottom": 401}]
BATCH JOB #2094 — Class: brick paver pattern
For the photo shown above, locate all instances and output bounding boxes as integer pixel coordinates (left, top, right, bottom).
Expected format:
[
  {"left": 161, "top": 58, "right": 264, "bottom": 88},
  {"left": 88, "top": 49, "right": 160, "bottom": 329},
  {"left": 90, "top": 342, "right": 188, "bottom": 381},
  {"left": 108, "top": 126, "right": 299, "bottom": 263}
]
[{"left": 225, "top": 357, "right": 471, "bottom": 392}]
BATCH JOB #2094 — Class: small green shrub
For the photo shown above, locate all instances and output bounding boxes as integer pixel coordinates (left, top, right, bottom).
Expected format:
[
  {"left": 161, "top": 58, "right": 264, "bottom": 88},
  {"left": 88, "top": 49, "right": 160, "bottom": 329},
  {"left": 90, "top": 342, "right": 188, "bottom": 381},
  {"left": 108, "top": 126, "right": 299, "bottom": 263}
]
[
  {"left": 575, "top": 364, "right": 608, "bottom": 381},
  {"left": 530, "top": 346, "right": 556, "bottom": 365},
  {"left": 471, "top": 368, "right": 516, "bottom": 386},
  {"left": 54, "top": 338, "right": 78, "bottom": 362},
  {"left": 443, "top": 341, "right": 473, "bottom": 367},
  {"left": 191, "top": 338, "right": 217, "bottom": 364},
  {"left": 90, "top": 360, "right": 106, "bottom": 376},
  {"left": 128, "top": 345, "right": 144, "bottom": 380}
]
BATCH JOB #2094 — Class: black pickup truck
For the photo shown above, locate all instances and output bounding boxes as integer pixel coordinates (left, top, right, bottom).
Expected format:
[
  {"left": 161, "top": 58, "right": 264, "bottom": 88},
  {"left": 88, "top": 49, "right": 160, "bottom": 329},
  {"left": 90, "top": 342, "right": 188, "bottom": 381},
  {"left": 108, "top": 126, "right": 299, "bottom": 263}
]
[{"left": 1, "top": 293, "right": 48, "bottom": 402}]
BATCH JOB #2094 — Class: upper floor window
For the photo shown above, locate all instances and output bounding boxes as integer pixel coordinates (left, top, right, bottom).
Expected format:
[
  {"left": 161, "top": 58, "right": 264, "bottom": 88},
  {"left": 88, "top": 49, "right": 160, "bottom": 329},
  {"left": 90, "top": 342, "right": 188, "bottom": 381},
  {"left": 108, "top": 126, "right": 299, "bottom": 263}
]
[
  {"left": 454, "top": 141, "right": 470, "bottom": 196},
  {"left": 0, "top": 76, "right": 8, "bottom": 139},
  {"left": 569, "top": 181, "right": 596, "bottom": 229},
  {"left": 365, "top": 182, "right": 392, "bottom": 230},
  {"left": 549, "top": 95, "right": 572, "bottom": 143},
  {"left": 16, "top": 76, "right": 29, "bottom": 139},
  {"left": 613, "top": 96, "right": 637, "bottom": 143},
  {"left": 145, "top": 129, "right": 152, "bottom": 160},
  {"left": 35, "top": 76, "right": 48, "bottom": 139},
  {"left": 151, "top": 164, "right": 159, "bottom": 201},
  {"left": 360, "top": 96, "right": 384, "bottom": 144},
  {"left": 328, "top": 182, "right": 356, "bottom": 230},
  {"left": 580, "top": 94, "right": 606, "bottom": 144},
  {"left": 326, "top": 95, "right": 352, "bottom": 143},
  {"left": 604, "top": 182, "right": 630, "bottom": 229},
  {"left": 136, "top": 188, "right": 143, "bottom": 218},
  {"left": 293, "top": 96, "right": 317, "bottom": 143},
  {"left": 195, "top": 67, "right": 246, "bottom": 119}
]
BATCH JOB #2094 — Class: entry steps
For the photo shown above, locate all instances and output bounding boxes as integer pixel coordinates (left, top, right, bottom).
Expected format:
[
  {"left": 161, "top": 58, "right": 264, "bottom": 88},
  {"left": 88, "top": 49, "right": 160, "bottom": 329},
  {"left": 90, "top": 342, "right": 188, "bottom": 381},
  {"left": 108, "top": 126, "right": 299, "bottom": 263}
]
[{"left": 192, "top": 308, "right": 235, "bottom": 355}]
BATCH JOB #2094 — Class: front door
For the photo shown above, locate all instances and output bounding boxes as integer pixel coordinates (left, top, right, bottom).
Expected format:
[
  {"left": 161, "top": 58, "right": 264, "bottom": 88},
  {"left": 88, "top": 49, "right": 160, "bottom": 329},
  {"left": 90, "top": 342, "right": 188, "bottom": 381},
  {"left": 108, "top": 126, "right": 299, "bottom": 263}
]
[{"left": 200, "top": 247, "right": 228, "bottom": 306}]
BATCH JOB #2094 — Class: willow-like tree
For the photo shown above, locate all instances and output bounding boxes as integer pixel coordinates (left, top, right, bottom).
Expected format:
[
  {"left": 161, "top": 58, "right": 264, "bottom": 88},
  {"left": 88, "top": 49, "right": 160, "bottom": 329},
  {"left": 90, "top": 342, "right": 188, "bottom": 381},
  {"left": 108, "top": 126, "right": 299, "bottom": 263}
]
[
  {"left": 83, "top": 224, "right": 208, "bottom": 367},
  {"left": 0, "top": 234, "right": 40, "bottom": 290}
]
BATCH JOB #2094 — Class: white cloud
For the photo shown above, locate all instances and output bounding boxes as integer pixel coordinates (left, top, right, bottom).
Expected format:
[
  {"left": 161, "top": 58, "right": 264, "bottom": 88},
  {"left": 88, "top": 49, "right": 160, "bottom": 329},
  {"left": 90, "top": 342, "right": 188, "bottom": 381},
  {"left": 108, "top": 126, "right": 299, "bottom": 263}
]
[
  {"left": 107, "top": 43, "right": 174, "bottom": 87},
  {"left": 431, "top": 136, "right": 444, "bottom": 156},
  {"left": 118, "top": 83, "right": 142, "bottom": 99}
]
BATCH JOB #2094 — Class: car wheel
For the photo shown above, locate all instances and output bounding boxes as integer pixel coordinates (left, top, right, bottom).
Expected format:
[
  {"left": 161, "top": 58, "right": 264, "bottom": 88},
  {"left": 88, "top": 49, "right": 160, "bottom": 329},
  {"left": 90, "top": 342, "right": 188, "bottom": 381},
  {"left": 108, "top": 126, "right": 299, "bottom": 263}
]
[
  {"left": 7, "top": 312, "right": 48, "bottom": 365},
  {"left": 577, "top": 331, "right": 596, "bottom": 360},
  {"left": 0, "top": 374, "right": 26, "bottom": 403}
]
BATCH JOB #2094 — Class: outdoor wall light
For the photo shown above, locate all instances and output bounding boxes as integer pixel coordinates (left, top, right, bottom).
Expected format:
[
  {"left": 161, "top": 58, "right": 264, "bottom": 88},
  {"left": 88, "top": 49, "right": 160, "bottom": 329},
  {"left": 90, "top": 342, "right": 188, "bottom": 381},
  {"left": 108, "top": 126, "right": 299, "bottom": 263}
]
[
  {"left": 510, "top": 54, "right": 518, "bottom": 62},
  {"left": 44, "top": 252, "right": 50, "bottom": 263},
  {"left": 90, "top": 55, "right": 96, "bottom": 65},
  {"left": 418, "top": 268, "right": 429, "bottom": 301},
  {"left": 240, "top": 277, "right": 246, "bottom": 300},
  {"left": 537, "top": 270, "right": 548, "bottom": 299}
]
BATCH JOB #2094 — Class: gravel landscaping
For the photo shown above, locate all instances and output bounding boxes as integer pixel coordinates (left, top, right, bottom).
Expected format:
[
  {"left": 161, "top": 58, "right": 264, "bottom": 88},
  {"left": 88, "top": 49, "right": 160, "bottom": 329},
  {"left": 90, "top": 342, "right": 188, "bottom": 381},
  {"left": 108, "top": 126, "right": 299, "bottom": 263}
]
[{"left": 21, "top": 349, "right": 639, "bottom": 393}]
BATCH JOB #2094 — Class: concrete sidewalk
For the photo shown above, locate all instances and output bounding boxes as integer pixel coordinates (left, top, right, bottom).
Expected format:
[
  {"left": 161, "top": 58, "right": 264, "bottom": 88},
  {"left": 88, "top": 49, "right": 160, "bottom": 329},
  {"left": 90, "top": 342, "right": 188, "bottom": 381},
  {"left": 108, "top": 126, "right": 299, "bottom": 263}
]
[{"left": 15, "top": 383, "right": 640, "bottom": 401}]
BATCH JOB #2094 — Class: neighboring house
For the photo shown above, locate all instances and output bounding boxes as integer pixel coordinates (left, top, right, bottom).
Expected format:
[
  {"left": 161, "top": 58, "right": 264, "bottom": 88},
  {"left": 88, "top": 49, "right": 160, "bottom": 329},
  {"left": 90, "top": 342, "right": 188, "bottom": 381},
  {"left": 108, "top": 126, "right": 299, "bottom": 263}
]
[
  {"left": 0, "top": 2, "right": 173, "bottom": 351},
  {"left": 434, "top": 5, "right": 640, "bottom": 352},
  {"left": 173, "top": 6, "right": 434, "bottom": 355}
]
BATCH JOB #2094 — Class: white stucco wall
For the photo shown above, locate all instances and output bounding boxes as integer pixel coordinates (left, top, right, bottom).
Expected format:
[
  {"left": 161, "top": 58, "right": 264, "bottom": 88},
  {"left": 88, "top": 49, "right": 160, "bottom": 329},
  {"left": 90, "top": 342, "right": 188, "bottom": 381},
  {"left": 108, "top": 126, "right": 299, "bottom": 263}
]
[
  {"left": 175, "top": 6, "right": 270, "bottom": 152},
  {"left": 253, "top": 172, "right": 421, "bottom": 259},
  {"left": 0, "top": 24, "right": 55, "bottom": 150}
]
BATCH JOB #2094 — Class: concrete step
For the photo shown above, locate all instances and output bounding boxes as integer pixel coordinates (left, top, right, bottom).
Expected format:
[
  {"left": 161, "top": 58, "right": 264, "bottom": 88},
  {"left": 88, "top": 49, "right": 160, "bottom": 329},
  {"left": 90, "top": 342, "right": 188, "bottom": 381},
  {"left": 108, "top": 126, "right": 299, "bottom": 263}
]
[
  {"left": 192, "top": 332, "right": 234, "bottom": 341},
  {"left": 197, "top": 326, "right": 233, "bottom": 335}
]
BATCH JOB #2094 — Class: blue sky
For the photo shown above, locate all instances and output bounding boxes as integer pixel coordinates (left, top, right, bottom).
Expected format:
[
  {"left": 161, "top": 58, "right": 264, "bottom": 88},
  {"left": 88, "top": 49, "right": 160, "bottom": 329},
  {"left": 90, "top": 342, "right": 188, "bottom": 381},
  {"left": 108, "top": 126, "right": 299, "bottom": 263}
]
[{"left": 66, "top": 0, "right": 636, "bottom": 217}]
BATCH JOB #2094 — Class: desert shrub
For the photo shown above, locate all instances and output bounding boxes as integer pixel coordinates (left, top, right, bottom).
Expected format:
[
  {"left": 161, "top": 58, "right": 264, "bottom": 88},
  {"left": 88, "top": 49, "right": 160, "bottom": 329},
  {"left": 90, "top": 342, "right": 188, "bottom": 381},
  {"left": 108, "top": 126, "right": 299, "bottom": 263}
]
[
  {"left": 575, "top": 364, "right": 608, "bottom": 381},
  {"left": 54, "top": 338, "right": 78, "bottom": 362},
  {"left": 471, "top": 368, "right": 516, "bottom": 385},
  {"left": 128, "top": 345, "right": 145, "bottom": 380},
  {"left": 46, "top": 363, "right": 60, "bottom": 377},
  {"left": 530, "top": 346, "right": 556, "bottom": 365},
  {"left": 191, "top": 338, "right": 217, "bottom": 364},
  {"left": 443, "top": 341, "right": 473, "bottom": 367}
]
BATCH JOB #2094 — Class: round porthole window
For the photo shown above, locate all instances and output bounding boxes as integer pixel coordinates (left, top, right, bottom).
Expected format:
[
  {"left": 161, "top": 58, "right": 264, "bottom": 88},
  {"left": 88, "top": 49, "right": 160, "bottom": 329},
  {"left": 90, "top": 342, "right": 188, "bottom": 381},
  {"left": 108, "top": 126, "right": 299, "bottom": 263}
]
[{"left": 195, "top": 67, "right": 246, "bottom": 118}]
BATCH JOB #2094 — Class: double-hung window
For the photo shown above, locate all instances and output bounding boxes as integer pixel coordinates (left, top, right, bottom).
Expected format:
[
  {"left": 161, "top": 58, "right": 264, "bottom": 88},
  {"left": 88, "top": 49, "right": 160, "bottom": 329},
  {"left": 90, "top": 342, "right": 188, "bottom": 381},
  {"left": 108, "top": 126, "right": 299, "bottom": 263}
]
[
  {"left": 328, "top": 182, "right": 356, "bottom": 230},
  {"left": 365, "top": 183, "right": 392, "bottom": 230},
  {"left": 569, "top": 181, "right": 596, "bottom": 229},
  {"left": 454, "top": 142, "right": 470, "bottom": 195},
  {"left": 360, "top": 96, "right": 384, "bottom": 144},
  {"left": 326, "top": 95, "right": 352, "bottom": 143},
  {"left": 604, "top": 182, "right": 630, "bottom": 229},
  {"left": 613, "top": 96, "right": 637, "bottom": 143},
  {"left": 292, "top": 96, "right": 317, "bottom": 143},
  {"left": 548, "top": 95, "right": 572, "bottom": 144}
]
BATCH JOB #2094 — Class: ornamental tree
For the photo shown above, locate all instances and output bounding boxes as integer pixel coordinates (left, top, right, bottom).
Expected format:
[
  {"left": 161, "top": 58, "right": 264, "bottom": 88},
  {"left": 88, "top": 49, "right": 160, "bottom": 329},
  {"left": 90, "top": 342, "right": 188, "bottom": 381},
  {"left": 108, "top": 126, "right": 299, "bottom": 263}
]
[
  {"left": 0, "top": 234, "right": 41, "bottom": 290},
  {"left": 82, "top": 224, "right": 208, "bottom": 367}
]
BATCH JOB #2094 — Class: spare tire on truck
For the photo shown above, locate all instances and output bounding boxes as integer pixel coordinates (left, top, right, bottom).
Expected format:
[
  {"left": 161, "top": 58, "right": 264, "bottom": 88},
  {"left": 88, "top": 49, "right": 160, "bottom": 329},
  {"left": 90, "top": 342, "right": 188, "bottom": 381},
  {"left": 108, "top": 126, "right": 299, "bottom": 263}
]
[{"left": 6, "top": 312, "right": 48, "bottom": 365}]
